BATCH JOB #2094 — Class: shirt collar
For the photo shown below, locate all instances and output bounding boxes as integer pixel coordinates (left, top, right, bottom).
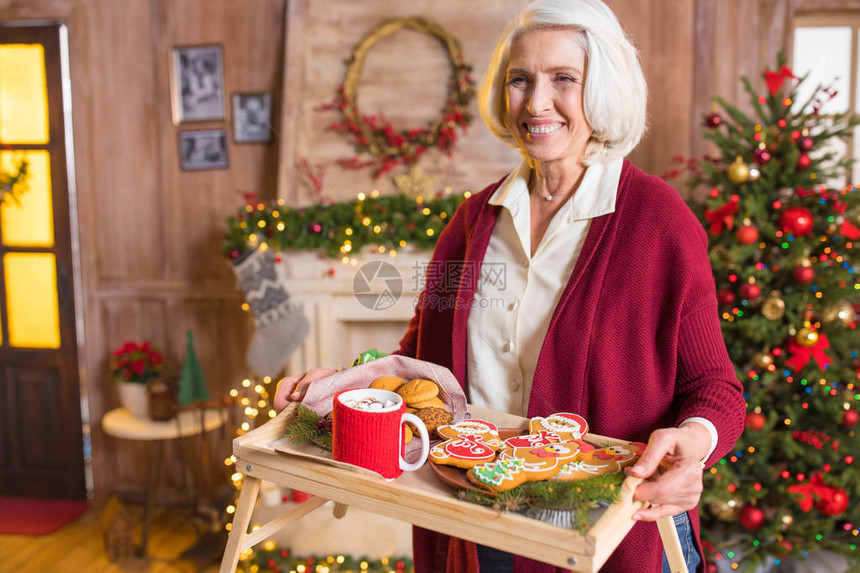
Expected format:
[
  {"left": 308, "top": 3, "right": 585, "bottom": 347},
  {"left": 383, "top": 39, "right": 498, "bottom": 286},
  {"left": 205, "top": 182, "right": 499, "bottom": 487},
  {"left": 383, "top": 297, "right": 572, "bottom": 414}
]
[{"left": 489, "top": 158, "right": 622, "bottom": 222}]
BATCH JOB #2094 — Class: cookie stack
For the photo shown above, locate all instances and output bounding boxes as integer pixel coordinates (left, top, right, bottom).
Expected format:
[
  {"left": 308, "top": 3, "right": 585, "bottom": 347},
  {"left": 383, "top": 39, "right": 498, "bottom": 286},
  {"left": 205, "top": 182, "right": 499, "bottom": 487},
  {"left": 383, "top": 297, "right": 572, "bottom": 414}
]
[{"left": 370, "top": 376, "right": 454, "bottom": 443}]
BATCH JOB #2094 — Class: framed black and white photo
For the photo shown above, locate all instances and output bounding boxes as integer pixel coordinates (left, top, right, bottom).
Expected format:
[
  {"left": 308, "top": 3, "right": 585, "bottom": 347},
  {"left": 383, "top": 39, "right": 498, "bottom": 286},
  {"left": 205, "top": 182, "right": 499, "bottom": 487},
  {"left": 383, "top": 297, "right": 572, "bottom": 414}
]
[
  {"left": 232, "top": 92, "right": 272, "bottom": 143},
  {"left": 170, "top": 44, "right": 225, "bottom": 123},
  {"left": 178, "top": 129, "right": 229, "bottom": 170}
]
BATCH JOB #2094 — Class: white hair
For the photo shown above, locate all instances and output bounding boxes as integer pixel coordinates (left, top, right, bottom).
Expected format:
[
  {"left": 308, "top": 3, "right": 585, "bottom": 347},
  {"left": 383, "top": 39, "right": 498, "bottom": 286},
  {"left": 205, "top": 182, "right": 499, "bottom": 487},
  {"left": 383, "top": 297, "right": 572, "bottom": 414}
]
[{"left": 478, "top": 0, "right": 648, "bottom": 164}]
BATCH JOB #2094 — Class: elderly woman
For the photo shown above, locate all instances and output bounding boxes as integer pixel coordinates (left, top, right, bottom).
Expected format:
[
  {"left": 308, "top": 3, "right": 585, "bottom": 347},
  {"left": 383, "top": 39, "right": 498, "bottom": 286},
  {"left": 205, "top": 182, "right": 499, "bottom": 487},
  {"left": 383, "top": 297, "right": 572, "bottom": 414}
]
[{"left": 276, "top": 0, "right": 745, "bottom": 571}]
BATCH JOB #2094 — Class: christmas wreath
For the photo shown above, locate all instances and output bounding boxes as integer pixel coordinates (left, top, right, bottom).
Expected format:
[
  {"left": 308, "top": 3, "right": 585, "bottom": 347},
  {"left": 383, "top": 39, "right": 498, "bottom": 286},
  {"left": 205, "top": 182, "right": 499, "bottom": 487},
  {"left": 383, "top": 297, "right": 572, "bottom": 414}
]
[{"left": 320, "top": 17, "right": 475, "bottom": 178}]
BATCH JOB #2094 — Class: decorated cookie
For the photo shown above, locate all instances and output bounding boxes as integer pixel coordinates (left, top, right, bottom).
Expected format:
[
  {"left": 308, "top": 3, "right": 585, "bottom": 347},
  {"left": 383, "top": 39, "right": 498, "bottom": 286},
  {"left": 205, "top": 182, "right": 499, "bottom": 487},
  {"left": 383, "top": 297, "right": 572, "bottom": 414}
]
[
  {"left": 501, "top": 431, "right": 562, "bottom": 449},
  {"left": 397, "top": 378, "right": 440, "bottom": 405},
  {"left": 429, "top": 420, "right": 502, "bottom": 469},
  {"left": 370, "top": 376, "right": 405, "bottom": 392},
  {"left": 528, "top": 413, "right": 589, "bottom": 441},
  {"left": 415, "top": 407, "right": 453, "bottom": 435},
  {"left": 471, "top": 440, "right": 581, "bottom": 492},
  {"left": 553, "top": 442, "right": 647, "bottom": 480}
]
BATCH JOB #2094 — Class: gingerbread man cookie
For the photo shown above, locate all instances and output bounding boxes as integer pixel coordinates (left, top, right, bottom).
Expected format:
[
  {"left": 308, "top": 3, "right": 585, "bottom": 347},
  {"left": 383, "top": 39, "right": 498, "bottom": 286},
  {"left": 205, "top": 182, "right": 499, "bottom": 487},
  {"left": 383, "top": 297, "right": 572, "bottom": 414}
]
[
  {"left": 553, "top": 441, "right": 646, "bottom": 480},
  {"left": 429, "top": 420, "right": 502, "bottom": 469},
  {"left": 469, "top": 440, "right": 581, "bottom": 492},
  {"left": 528, "top": 413, "right": 589, "bottom": 441}
]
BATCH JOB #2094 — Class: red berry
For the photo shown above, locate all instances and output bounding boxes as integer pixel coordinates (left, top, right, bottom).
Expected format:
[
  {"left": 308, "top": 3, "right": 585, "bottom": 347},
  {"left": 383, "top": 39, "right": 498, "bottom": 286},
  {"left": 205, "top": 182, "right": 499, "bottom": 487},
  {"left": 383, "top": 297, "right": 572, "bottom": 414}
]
[
  {"left": 796, "top": 153, "right": 811, "bottom": 170},
  {"left": 843, "top": 409, "right": 858, "bottom": 427}
]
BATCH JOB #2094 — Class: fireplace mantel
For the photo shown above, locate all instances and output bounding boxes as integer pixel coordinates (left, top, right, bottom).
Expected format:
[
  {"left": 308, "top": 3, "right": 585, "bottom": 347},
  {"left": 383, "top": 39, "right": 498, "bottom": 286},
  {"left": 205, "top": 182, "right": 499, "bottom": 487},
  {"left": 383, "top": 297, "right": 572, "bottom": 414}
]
[{"left": 280, "top": 248, "right": 432, "bottom": 374}]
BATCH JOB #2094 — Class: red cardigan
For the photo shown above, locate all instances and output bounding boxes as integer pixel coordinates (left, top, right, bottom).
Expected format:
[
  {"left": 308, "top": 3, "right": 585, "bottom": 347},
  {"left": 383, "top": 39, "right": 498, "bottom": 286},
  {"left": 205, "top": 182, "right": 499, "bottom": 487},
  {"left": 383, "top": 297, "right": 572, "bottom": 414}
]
[{"left": 398, "top": 161, "right": 745, "bottom": 573}]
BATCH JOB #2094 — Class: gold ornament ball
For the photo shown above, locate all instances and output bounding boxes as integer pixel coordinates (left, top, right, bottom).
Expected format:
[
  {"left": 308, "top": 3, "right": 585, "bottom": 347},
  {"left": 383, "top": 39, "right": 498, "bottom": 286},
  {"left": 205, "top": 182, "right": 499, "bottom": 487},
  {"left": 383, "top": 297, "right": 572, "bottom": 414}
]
[
  {"left": 823, "top": 300, "right": 856, "bottom": 326},
  {"left": 727, "top": 157, "right": 750, "bottom": 184},
  {"left": 796, "top": 328, "right": 819, "bottom": 347},
  {"left": 709, "top": 497, "right": 741, "bottom": 521},
  {"left": 761, "top": 293, "right": 786, "bottom": 320},
  {"left": 753, "top": 352, "right": 774, "bottom": 369}
]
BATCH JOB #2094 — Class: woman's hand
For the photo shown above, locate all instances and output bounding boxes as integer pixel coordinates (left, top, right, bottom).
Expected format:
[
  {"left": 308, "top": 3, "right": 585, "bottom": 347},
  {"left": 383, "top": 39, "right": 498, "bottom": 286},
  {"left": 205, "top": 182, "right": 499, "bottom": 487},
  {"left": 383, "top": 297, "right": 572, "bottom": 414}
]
[
  {"left": 627, "top": 423, "right": 711, "bottom": 521},
  {"left": 273, "top": 368, "right": 337, "bottom": 412}
]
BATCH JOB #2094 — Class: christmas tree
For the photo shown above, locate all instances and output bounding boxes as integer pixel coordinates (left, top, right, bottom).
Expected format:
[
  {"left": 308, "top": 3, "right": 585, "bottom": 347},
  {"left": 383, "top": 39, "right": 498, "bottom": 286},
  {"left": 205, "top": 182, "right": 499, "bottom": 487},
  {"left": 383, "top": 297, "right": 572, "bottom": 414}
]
[{"left": 680, "top": 56, "right": 860, "bottom": 570}]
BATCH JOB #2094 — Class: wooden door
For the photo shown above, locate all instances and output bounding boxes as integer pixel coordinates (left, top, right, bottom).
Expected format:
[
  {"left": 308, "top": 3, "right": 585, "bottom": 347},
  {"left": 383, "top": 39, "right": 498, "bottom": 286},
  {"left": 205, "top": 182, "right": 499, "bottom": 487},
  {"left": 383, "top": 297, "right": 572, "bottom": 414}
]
[{"left": 0, "top": 23, "right": 85, "bottom": 500}]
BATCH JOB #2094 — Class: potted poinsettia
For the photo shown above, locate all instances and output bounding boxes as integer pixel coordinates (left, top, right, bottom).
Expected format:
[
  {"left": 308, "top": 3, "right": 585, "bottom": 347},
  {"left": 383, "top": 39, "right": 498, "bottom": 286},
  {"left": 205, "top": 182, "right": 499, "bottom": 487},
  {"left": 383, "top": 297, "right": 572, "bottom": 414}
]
[{"left": 110, "top": 341, "right": 164, "bottom": 419}]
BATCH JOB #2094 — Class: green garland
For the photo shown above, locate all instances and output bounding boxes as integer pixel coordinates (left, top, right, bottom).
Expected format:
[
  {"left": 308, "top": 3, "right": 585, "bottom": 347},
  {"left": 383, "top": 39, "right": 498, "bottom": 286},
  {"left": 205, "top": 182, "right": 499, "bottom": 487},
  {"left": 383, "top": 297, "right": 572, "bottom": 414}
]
[
  {"left": 457, "top": 473, "right": 625, "bottom": 534},
  {"left": 223, "top": 191, "right": 468, "bottom": 260},
  {"left": 244, "top": 547, "right": 413, "bottom": 573}
]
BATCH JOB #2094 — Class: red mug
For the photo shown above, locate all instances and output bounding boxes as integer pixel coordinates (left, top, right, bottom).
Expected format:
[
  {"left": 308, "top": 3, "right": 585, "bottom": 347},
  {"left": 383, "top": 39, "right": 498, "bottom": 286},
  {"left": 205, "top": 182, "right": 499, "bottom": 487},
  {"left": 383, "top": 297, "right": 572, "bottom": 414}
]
[{"left": 332, "top": 388, "right": 430, "bottom": 479}]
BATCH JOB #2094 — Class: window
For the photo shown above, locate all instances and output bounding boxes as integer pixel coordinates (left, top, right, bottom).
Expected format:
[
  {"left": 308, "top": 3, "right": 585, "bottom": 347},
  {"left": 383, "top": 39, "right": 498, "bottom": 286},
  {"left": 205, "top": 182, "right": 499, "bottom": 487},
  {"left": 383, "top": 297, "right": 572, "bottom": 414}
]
[{"left": 793, "top": 14, "right": 860, "bottom": 183}]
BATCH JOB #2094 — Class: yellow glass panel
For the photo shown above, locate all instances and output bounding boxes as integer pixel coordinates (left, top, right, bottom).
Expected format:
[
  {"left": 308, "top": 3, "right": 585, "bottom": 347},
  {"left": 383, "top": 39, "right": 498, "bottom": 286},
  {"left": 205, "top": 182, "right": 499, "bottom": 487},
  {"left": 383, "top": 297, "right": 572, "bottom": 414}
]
[
  {"left": 0, "top": 44, "right": 49, "bottom": 144},
  {"left": 4, "top": 252, "right": 60, "bottom": 348},
  {"left": 1, "top": 150, "right": 53, "bottom": 247}
]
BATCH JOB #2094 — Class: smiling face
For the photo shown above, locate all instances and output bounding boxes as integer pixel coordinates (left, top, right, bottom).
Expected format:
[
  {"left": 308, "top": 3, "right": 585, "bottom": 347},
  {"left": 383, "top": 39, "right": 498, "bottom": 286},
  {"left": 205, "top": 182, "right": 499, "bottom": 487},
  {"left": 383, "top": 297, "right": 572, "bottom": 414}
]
[{"left": 505, "top": 28, "right": 592, "bottom": 167}]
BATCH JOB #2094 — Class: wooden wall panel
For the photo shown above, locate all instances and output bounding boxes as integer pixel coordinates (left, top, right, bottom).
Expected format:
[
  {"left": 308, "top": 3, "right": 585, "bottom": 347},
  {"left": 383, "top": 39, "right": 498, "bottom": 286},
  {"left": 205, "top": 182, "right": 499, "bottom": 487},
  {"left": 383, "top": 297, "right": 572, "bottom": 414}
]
[{"left": 89, "top": 2, "right": 165, "bottom": 282}]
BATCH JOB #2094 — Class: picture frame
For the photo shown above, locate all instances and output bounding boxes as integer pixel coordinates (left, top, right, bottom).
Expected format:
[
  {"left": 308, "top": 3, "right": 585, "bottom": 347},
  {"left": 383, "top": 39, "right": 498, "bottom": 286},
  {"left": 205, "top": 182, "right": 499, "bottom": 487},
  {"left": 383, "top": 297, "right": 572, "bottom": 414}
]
[
  {"left": 232, "top": 92, "right": 272, "bottom": 143},
  {"left": 178, "top": 129, "right": 229, "bottom": 171},
  {"left": 170, "top": 44, "right": 225, "bottom": 123}
]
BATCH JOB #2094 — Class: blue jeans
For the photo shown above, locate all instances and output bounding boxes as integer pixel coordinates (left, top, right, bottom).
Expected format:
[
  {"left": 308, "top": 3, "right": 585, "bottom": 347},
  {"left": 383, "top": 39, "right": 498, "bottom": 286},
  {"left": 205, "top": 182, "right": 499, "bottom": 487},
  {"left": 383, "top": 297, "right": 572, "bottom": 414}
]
[
  {"left": 662, "top": 512, "right": 702, "bottom": 573},
  {"left": 476, "top": 512, "right": 701, "bottom": 572}
]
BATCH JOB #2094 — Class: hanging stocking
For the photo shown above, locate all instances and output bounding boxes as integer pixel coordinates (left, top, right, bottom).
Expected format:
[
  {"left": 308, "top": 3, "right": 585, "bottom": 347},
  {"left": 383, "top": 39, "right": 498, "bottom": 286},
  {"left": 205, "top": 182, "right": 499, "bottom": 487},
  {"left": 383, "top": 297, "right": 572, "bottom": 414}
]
[{"left": 232, "top": 247, "right": 309, "bottom": 377}]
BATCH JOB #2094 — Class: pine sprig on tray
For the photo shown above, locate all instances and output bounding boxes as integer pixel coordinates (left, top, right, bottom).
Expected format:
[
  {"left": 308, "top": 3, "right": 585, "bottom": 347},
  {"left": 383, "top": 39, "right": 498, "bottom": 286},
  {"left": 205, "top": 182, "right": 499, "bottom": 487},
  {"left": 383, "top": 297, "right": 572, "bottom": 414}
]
[
  {"left": 283, "top": 405, "right": 333, "bottom": 450},
  {"left": 456, "top": 473, "right": 626, "bottom": 533}
]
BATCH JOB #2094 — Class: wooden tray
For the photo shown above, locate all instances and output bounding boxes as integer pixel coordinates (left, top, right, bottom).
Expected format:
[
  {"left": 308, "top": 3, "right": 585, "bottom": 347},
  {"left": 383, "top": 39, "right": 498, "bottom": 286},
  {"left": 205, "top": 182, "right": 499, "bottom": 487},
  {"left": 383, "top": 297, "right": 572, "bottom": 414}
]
[{"left": 219, "top": 403, "right": 675, "bottom": 573}]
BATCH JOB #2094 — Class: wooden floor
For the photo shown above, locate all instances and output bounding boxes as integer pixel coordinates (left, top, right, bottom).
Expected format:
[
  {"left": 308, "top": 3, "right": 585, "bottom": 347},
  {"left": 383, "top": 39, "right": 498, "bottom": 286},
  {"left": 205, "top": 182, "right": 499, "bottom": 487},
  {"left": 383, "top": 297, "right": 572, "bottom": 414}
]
[{"left": 0, "top": 502, "right": 224, "bottom": 573}]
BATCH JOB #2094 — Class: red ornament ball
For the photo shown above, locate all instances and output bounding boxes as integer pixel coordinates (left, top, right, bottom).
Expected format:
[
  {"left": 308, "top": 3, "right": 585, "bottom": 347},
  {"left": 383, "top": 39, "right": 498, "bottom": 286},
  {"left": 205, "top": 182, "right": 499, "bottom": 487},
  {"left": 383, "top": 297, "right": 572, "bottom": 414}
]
[
  {"left": 717, "top": 289, "right": 736, "bottom": 306},
  {"left": 792, "top": 265, "right": 815, "bottom": 284},
  {"left": 796, "top": 153, "right": 812, "bottom": 170},
  {"left": 797, "top": 135, "right": 814, "bottom": 151},
  {"left": 779, "top": 206, "right": 814, "bottom": 236},
  {"left": 705, "top": 112, "right": 723, "bottom": 128},
  {"left": 739, "top": 505, "right": 766, "bottom": 531},
  {"left": 280, "top": 549, "right": 290, "bottom": 558},
  {"left": 739, "top": 283, "right": 761, "bottom": 300},
  {"left": 843, "top": 409, "right": 859, "bottom": 427},
  {"left": 817, "top": 489, "right": 849, "bottom": 516},
  {"left": 745, "top": 412, "right": 766, "bottom": 431},
  {"left": 753, "top": 148, "right": 772, "bottom": 164},
  {"left": 736, "top": 224, "right": 759, "bottom": 245}
]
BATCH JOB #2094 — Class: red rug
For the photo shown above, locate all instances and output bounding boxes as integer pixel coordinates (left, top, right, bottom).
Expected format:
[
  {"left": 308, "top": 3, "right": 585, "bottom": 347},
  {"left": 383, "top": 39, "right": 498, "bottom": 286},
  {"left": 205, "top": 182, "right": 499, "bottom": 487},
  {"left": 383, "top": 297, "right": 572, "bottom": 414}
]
[{"left": 0, "top": 497, "right": 89, "bottom": 535}]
